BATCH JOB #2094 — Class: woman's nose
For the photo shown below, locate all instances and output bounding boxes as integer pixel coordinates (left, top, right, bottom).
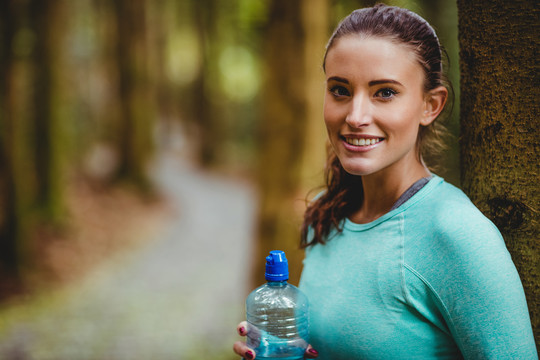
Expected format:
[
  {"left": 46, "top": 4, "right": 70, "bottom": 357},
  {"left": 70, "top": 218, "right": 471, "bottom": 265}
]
[{"left": 345, "top": 96, "right": 372, "bottom": 127}]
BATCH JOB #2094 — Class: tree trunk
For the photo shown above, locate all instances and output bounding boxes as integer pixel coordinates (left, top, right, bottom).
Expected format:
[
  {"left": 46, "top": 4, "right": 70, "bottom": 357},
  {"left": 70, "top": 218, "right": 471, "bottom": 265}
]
[
  {"left": 255, "top": 0, "right": 329, "bottom": 286},
  {"left": 30, "top": 0, "right": 66, "bottom": 219},
  {"left": 457, "top": 0, "right": 539, "bottom": 344},
  {"left": 191, "top": 0, "right": 219, "bottom": 167},
  {"left": 0, "top": 0, "right": 23, "bottom": 295},
  {"left": 299, "top": 0, "right": 330, "bottom": 192},
  {"left": 113, "top": 0, "right": 154, "bottom": 190},
  {"left": 0, "top": 0, "right": 67, "bottom": 295}
]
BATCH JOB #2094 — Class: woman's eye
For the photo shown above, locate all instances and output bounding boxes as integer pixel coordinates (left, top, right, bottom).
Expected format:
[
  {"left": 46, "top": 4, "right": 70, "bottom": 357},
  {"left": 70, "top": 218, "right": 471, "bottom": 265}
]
[
  {"left": 329, "top": 86, "right": 350, "bottom": 97},
  {"left": 375, "top": 88, "right": 397, "bottom": 99}
]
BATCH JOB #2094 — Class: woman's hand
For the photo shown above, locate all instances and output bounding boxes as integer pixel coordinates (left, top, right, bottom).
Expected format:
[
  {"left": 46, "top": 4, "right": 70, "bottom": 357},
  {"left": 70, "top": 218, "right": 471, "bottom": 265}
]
[{"left": 233, "top": 321, "right": 319, "bottom": 359}]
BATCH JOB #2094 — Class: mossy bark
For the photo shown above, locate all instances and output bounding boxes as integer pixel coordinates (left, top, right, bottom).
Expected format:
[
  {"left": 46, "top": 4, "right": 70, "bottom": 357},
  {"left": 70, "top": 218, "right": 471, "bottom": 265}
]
[{"left": 457, "top": 0, "right": 539, "bottom": 344}]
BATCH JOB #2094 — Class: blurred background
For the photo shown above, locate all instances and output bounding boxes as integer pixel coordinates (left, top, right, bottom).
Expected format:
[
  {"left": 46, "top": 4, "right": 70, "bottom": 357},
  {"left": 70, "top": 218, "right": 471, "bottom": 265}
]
[{"left": 0, "top": 0, "right": 459, "bottom": 359}]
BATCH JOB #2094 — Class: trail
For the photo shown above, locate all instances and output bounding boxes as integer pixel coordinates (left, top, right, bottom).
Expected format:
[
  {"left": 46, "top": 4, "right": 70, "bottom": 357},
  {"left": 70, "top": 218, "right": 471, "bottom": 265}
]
[{"left": 0, "top": 152, "right": 256, "bottom": 360}]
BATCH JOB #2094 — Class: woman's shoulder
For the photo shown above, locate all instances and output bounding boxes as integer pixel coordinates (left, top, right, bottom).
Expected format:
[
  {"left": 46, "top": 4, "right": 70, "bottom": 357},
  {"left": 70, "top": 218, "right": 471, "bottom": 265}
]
[
  {"left": 406, "top": 176, "right": 505, "bottom": 251},
  {"left": 418, "top": 177, "right": 498, "bottom": 229},
  {"left": 403, "top": 178, "right": 514, "bottom": 300}
]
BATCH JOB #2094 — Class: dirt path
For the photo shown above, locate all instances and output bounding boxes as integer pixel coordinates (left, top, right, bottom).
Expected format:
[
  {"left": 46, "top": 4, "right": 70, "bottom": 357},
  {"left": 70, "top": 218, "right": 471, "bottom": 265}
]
[{"left": 0, "top": 153, "right": 256, "bottom": 360}]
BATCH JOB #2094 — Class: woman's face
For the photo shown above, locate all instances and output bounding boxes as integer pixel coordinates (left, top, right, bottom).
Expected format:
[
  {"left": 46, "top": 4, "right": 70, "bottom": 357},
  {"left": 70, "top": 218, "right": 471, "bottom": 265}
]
[{"left": 323, "top": 35, "right": 435, "bottom": 178}]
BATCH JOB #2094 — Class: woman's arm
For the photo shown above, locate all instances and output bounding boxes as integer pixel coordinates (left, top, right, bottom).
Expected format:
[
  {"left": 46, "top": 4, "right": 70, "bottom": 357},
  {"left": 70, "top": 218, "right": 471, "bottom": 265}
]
[{"left": 426, "top": 219, "right": 537, "bottom": 359}]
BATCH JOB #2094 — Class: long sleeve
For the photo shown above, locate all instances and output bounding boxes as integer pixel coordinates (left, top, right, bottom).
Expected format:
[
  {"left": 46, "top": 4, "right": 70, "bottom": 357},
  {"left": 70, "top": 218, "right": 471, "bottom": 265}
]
[
  {"left": 405, "top": 187, "right": 537, "bottom": 359},
  {"left": 300, "top": 176, "right": 537, "bottom": 359}
]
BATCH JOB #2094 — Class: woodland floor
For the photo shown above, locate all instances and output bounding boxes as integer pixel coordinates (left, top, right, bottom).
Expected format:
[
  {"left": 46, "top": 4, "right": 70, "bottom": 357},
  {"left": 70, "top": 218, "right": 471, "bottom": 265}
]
[{"left": 0, "top": 148, "right": 256, "bottom": 360}]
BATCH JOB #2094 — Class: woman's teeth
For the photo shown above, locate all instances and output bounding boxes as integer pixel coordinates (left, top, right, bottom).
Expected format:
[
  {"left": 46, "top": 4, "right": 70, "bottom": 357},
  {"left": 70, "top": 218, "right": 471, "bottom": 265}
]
[{"left": 345, "top": 138, "right": 381, "bottom": 146}]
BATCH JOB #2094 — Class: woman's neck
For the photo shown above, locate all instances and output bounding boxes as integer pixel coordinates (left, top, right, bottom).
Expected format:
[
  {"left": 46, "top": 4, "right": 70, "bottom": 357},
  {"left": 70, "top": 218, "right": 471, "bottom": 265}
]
[{"left": 349, "top": 162, "right": 430, "bottom": 224}]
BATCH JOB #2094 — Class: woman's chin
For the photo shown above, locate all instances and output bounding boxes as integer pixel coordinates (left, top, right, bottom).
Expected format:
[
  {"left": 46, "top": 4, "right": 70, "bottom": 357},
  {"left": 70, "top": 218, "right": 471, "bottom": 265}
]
[{"left": 340, "top": 162, "right": 377, "bottom": 177}]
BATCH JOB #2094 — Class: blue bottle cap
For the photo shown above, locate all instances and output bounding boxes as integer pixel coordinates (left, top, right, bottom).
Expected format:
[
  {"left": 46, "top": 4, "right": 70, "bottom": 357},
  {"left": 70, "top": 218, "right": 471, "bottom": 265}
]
[{"left": 265, "top": 250, "right": 289, "bottom": 281}]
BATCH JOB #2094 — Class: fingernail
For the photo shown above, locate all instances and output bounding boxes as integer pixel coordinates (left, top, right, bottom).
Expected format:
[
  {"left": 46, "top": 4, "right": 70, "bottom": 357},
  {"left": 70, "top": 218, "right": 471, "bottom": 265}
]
[
  {"left": 239, "top": 326, "right": 246, "bottom": 335},
  {"left": 308, "top": 348, "right": 319, "bottom": 355},
  {"left": 245, "top": 350, "right": 254, "bottom": 359}
]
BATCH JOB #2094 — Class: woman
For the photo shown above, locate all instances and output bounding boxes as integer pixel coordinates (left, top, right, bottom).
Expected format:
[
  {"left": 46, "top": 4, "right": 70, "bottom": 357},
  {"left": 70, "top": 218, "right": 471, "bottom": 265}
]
[{"left": 234, "top": 4, "right": 537, "bottom": 359}]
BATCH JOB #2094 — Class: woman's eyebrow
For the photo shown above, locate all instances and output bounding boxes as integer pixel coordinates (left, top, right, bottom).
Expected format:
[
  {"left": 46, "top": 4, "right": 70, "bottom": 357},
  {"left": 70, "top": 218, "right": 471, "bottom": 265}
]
[
  {"left": 327, "top": 77, "right": 404, "bottom": 87},
  {"left": 368, "top": 79, "right": 403, "bottom": 86},
  {"left": 327, "top": 76, "right": 349, "bottom": 84}
]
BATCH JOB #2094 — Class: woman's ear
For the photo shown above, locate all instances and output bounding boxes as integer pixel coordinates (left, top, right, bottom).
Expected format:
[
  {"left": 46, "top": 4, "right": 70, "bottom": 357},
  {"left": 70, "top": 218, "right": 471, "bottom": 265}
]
[{"left": 421, "top": 86, "right": 448, "bottom": 126}]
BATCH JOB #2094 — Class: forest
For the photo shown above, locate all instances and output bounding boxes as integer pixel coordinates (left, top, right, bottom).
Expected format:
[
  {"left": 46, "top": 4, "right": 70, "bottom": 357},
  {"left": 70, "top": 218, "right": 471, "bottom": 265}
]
[{"left": 0, "top": 0, "right": 537, "bottom": 358}]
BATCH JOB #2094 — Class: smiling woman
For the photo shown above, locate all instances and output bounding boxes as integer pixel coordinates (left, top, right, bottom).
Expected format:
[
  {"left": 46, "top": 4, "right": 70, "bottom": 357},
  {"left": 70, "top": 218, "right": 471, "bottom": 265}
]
[
  {"left": 322, "top": 36, "right": 446, "bottom": 181},
  {"left": 233, "top": 3, "right": 537, "bottom": 360},
  {"left": 297, "top": 4, "right": 536, "bottom": 359}
]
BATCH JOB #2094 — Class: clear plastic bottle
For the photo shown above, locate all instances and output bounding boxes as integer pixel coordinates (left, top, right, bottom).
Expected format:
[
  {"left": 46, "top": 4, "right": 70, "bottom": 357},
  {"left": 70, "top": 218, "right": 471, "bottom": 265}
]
[{"left": 246, "top": 250, "right": 309, "bottom": 360}]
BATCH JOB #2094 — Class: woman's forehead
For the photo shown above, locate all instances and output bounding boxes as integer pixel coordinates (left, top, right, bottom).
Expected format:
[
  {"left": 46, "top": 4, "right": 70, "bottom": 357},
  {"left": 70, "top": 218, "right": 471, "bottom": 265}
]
[{"left": 325, "top": 36, "right": 423, "bottom": 83}]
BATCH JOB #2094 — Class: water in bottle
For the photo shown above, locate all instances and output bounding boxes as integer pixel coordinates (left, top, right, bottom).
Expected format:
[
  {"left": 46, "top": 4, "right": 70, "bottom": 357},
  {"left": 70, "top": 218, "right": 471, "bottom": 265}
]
[{"left": 246, "top": 250, "right": 309, "bottom": 360}]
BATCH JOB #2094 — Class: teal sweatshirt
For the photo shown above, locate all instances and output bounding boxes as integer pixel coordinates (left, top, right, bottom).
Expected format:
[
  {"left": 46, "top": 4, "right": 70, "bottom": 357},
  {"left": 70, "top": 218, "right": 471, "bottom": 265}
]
[{"left": 299, "top": 176, "right": 537, "bottom": 359}]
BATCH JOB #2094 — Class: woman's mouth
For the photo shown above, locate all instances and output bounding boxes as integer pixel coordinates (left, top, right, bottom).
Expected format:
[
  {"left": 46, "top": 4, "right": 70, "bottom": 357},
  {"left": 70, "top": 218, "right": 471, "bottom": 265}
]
[{"left": 343, "top": 137, "right": 383, "bottom": 146}]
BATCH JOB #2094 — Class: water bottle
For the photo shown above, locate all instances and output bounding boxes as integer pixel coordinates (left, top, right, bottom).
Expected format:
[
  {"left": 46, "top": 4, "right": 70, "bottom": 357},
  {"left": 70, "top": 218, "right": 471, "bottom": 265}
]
[{"left": 246, "top": 250, "right": 309, "bottom": 360}]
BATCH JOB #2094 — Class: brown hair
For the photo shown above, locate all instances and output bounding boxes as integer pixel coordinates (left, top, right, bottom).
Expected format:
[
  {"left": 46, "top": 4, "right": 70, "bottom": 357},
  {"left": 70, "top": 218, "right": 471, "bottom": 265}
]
[{"left": 301, "top": 4, "right": 451, "bottom": 247}]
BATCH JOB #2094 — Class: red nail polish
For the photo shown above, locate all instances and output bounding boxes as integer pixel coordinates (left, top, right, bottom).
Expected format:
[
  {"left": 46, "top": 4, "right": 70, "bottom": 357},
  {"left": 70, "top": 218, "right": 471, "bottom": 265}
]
[
  {"left": 245, "top": 350, "right": 254, "bottom": 359},
  {"left": 308, "top": 348, "right": 319, "bottom": 355},
  {"left": 239, "top": 326, "right": 245, "bottom": 335}
]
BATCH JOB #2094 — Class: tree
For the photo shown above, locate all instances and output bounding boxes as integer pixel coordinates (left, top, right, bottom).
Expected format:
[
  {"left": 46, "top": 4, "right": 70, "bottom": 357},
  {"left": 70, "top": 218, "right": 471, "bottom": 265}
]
[
  {"left": 0, "top": 0, "right": 23, "bottom": 294},
  {"left": 0, "top": 0, "right": 68, "bottom": 296},
  {"left": 255, "top": 0, "right": 329, "bottom": 285},
  {"left": 191, "top": 0, "right": 221, "bottom": 167},
  {"left": 113, "top": 0, "right": 155, "bottom": 189},
  {"left": 457, "top": 0, "right": 539, "bottom": 344},
  {"left": 30, "top": 0, "right": 66, "bottom": 218}
]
